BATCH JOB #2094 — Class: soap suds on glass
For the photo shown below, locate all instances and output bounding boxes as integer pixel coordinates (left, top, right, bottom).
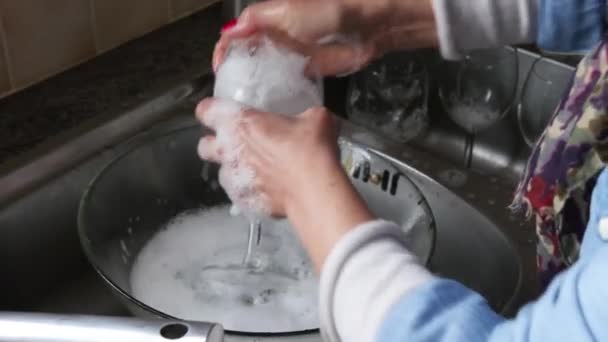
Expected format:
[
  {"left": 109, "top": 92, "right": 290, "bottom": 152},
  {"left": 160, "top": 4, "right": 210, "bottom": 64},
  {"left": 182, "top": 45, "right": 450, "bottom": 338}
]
[{"left": 207, "top": 35, "right": 323, "bottom": 262}]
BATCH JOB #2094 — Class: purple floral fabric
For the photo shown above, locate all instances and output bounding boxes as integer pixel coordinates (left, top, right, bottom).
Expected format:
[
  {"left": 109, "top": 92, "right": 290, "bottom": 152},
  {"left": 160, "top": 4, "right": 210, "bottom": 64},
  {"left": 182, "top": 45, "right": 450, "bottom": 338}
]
[{"left": 513, "top": 40, "right": 608, "bottom": 287}]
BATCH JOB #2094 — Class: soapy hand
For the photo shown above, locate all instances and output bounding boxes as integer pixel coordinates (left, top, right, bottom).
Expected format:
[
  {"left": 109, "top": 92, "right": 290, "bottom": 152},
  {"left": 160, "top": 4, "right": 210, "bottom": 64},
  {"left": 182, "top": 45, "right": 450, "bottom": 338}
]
[
  {"left": 213, "top": 0, "right": 438, "bottom": 76},
  {"left": 196, "top": 97, "right": 340, "bottom": 217},
  {"left": 196, "top": 97, "right": 375, "bottom": 269}
]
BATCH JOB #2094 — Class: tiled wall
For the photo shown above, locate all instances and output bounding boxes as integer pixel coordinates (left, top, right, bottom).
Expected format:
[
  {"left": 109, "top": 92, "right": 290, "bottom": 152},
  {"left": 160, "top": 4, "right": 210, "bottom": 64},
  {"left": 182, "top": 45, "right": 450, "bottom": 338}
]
[{"left": 0, "top": 0, "right": 217, "bottom": 98}]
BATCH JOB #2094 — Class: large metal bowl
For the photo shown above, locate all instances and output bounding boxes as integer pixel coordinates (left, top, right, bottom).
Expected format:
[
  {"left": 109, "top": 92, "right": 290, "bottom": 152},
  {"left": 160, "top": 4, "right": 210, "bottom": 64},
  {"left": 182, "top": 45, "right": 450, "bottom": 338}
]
[{"left": 77, "top": 125, "right": 435, "bottom": 335}]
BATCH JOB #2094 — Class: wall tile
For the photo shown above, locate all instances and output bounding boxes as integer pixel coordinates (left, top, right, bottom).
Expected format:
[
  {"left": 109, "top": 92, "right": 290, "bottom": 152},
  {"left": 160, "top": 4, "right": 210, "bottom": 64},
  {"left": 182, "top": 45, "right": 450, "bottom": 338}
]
[
  {"left": 0, "top": 0, "right": 96, "bottom": 88},
  {"left": 93, "top": 0, "right": 169, "bottom": 52},
  {"left": 0, "top": 25, "right": 11, "bottom": 95},
  {"left": 170, "top": 0, "right": 217, "bottom": 20}
]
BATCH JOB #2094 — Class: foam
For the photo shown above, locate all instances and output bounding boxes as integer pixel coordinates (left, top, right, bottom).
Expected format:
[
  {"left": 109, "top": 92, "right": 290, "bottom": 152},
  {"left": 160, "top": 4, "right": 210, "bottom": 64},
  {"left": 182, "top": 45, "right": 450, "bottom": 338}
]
[
  {"left": 129, "top": 205, "right": 318, "bottom": 333},
  {"left": 214, "top": 35, "right": 323, "bottom": 115},
  {"left": 207, "top": 36, "right": 323, "bottom": 219},
  {"left": 198, "top": 99, "right": 270, "bottom": 220}
]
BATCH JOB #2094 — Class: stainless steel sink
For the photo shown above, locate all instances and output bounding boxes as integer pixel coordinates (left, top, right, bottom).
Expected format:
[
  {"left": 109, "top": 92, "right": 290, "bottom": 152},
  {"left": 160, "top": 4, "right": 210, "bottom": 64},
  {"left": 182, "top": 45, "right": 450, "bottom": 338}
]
[
  {"left": 0, "top": 71, "right": 537, "bottom": 341},
  {"left": 412, "top": 48, "right": 574, "bottom": 182}
]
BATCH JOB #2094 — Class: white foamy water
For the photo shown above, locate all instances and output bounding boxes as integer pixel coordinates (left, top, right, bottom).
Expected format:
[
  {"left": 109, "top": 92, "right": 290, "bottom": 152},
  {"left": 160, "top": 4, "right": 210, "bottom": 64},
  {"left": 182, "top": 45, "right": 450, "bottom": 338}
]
[{"left": 129, "top": 205, "right": 318, "bottom": 333}]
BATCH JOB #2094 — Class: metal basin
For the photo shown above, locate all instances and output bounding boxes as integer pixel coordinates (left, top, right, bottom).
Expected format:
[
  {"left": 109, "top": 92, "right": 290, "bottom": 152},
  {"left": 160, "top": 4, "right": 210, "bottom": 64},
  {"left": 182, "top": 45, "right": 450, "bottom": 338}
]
[
  {"left": 0, "top": 75, "right": 533, "bottom": 341},
  {"left": 76, "top": 124, "right": 435, "bottom": 335}
]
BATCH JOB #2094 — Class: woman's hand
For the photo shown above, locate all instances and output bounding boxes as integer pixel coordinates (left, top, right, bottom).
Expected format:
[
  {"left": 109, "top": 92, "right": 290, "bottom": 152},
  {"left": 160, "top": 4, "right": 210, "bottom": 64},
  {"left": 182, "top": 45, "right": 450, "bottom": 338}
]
[
  {"left": 213, "top": 0, "right": 438, "bottom": 76},
  {"left": 196, "top": 98, "right": 374, "bottom": 270}
]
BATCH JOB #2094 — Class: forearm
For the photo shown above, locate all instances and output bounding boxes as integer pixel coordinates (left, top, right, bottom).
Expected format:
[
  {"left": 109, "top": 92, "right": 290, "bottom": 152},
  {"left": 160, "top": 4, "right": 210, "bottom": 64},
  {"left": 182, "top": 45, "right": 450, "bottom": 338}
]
[
  {"left": 432, "top": 0, "right": 539, "bottom": 59},
  {"left": 320, "top": 226, "right": 608, "bottom": 342},
  {"left": 285, "top": 153, "right": 374, "bottom": 272},
  {"left": 319, "top": 220, "right": 435, "bottom": 342},
  {"left": 537, "top": 0, "right": 605, "bottom": 54}
]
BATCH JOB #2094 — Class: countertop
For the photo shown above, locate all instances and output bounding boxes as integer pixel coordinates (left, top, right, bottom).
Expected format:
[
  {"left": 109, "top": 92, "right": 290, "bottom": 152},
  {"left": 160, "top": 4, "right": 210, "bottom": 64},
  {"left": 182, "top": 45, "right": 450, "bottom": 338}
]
[{"left": 0, "top": 3, "right": 222, "bottom": 168}]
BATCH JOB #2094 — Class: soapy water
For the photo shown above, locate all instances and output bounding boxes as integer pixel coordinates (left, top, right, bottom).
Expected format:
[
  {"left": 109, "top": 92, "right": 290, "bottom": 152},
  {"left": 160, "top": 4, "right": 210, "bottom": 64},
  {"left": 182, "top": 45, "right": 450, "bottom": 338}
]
[{"left": 130, "top": 205, "right": 318, "bottom": 333}]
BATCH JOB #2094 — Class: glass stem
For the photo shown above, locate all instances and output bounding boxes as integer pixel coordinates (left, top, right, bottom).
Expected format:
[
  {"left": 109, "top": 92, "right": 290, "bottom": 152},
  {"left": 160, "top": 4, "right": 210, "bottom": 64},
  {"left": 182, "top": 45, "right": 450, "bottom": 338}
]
[{"left": 243, "top": 220, "right": 262, "bottom": 265}]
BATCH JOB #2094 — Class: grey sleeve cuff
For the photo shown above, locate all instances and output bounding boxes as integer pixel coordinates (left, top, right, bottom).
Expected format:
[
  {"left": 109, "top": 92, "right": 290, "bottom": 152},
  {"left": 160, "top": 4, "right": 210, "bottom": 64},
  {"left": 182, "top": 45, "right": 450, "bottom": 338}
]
[
  {"left": 319, "top": 219, "right": 433, "bottom": 342},
  {"left": 432, "top": 0, "right": 539, "bottom": 59}
]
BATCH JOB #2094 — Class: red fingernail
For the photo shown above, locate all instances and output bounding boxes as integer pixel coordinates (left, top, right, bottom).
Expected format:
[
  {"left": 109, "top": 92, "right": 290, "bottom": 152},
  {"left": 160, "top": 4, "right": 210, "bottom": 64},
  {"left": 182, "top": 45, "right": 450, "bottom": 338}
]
[{"left": 221, "top": 19, "right": 238, "bottom": 33}]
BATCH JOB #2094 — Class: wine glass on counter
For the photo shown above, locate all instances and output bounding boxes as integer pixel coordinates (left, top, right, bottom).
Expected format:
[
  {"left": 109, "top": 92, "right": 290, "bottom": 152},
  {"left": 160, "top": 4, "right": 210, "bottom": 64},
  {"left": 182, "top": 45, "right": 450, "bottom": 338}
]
[
  {"left": 347, "top": 52, "right": 430, "bottom": 143},
  {"left": 517, "top": 57, "right": 566, "bottom": 147},
  {"left": 439, "top": 48, "right": 519, "bottom": 134}
]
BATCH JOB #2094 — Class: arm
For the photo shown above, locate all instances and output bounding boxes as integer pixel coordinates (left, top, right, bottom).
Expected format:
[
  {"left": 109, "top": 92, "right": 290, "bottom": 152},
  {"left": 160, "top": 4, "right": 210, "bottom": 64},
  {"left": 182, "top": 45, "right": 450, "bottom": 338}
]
[
  {"left": 217, "top": 0, "right": 541, "bottom": 71},
  {"left": 432, "top": 0, "right": 539, "bottom": 59},
  {"left": 321, "top": 220, "right": 608, "bottom": 342},
  {"left": 536, "top": 0, "right": 605, "bottom": 54}
]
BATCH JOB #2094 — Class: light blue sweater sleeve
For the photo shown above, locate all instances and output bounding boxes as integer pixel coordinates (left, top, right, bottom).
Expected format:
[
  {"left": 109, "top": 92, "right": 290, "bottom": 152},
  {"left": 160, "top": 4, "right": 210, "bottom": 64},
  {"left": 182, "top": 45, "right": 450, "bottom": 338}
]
[
  {"left": 377, "top": 167, "right": 608, "bottom": 342},
  {"left": 377, "top": 245, "right": 608, "bottom": 342},
  {"left": 537, "top": 0, "right": 605, "bottom": 54}
]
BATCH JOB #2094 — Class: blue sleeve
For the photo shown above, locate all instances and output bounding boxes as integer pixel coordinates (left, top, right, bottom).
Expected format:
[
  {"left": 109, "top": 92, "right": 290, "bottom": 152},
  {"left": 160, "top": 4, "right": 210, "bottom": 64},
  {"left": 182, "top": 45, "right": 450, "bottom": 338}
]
[
  {"left": 377, "top": 245, "right": 608, "bottom": 342},
  {"left": 537, "top": 0, "right": 605, "bottom": 53}
]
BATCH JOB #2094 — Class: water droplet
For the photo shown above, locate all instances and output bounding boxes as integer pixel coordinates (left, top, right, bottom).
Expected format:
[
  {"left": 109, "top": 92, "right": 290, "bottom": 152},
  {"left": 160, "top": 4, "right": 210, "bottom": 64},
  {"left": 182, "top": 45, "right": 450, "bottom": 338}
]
[
  {"left": 120, "top": 240, "right": 131, "bottom": 256},
  {"left": 249, "top": 257, "right": 264, "bottom": 270},
  {"left": 467, "top": 193, "right": 476, "bottom": 199},
  {"left": 488, "top": 199, "right": 496, "bottom": 205}
]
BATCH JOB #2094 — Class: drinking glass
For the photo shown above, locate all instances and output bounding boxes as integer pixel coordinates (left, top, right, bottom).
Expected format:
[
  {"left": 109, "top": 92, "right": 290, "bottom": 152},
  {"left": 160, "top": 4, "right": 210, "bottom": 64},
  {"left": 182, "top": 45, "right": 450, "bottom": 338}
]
[
  {"left": 517, "top": 58, "right": 564, "bottom": 146},
  {"left": 439, "top": 49, "right": 518, "bottom": 134}
]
